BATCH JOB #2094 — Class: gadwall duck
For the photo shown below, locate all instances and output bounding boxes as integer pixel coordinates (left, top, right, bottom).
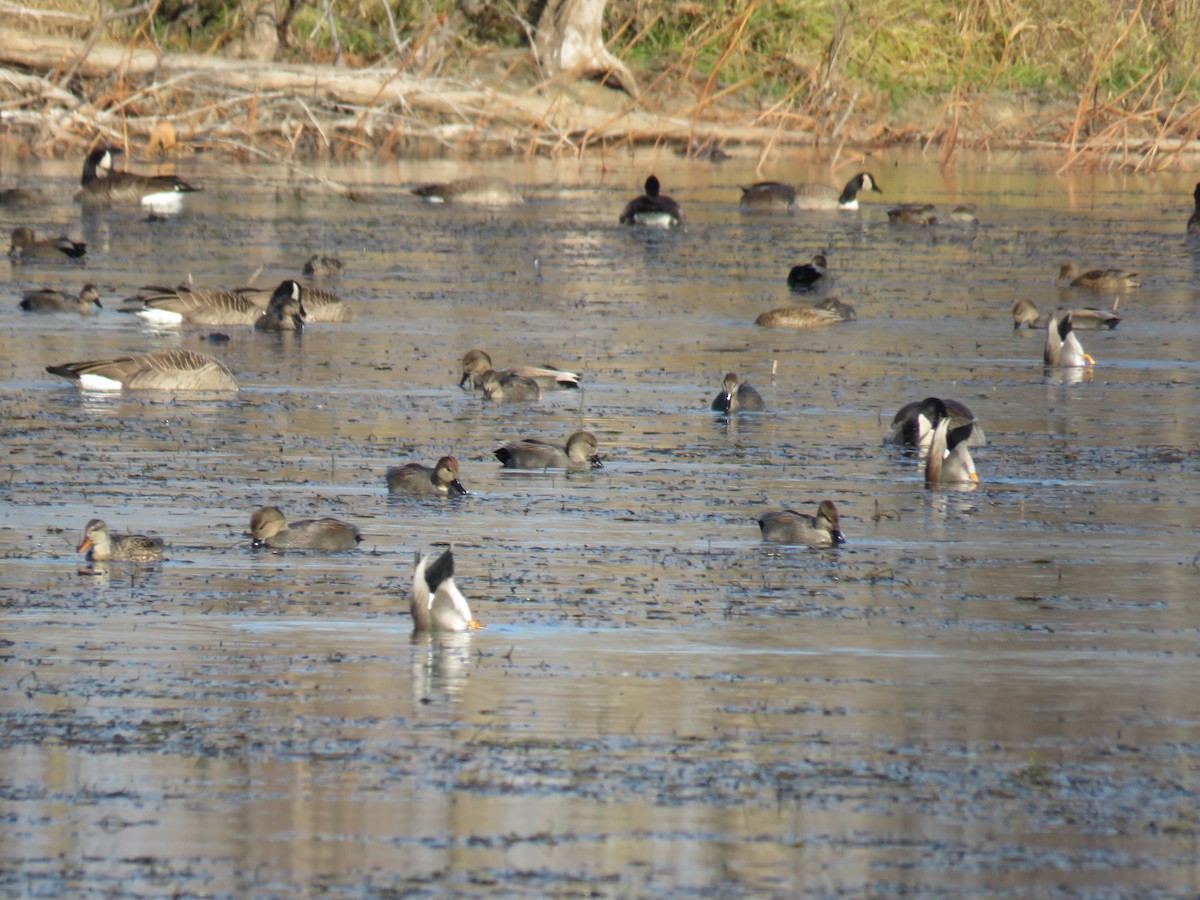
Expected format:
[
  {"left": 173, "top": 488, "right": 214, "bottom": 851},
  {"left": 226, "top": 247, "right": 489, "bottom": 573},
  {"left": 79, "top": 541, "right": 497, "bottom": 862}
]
[
  {"left": 759, "top": 499, "right": 846, "bottom": 547},
  {"left": 739, "top": 172, "right": 880, "bottom": 211},
  {"left": 481, "top": 369, "right": 542, "bottom": 402},
  {"left": 458, "top": 349, "right": 579, "bottom": 391},
  {"left": 243, "top": 283, "right": 355, "bottom": 323},
  {"left": 1044, "top": 313, "right": 1094, "bottom": 367},
  {"left": 884, "top": 397, "right": 986, "bottom": 450},
  {"left": 77, "top": 518, "right": 164, "bottom": 562},
  {"left": 1012, "top": 299, "right": 1120, "bottom": 331},
  {"left": 1056, "top": 263, "right": 1139, "bottom": 291},
  {"left": 925, "top": 418, "right": 979, "bottom": 486},
  {"left": 786, "top": 254, "right": 831, "bottom": 293},
  {"left": 495, "top": 431, "right": 603, "bottom": 470},
  {"left": 123, "top": 285, "right": 266, "bottom": 326},
  {"left": 47, "top": 349, "right": 239, "bottom": 392},
  {"left": 253, "top": 280, "right": 306, "bottom": 332},
  {"left": 302, "top": 254, "right": 345, "bottom": 277},
  {"left": 755, "top": 296, "right": 856, "bottom": 328},
  {"left": 712, "top": 372, "right": 765, "bottom": 413},
  {"left": 387, "top": 455, "right": 468, "bottom": 496},
  {"left": 411, "top": 176, "right": 523, "bottom": 205},
  {"left": 249, "top": 506, "right": 361, "bottom": 550},
  {"left": 20, "top": 284, "right": 101, "bottom": 314},
  {"left": 887, "top": 204, "right": 938, "bottom": 225},
  {"left": 1188, "top": 183, "right": 1200, "bottom": 235},
  {"left": 76, "top": 146, "right": 201, "bottom": 210},
  {"left": 619, "top": 175, "right": 683, "bottom": 227},
  {"left": 0, "top": 187, "right": 45, "bottom": 206},
  {"left": 9, "top": 227, "right": 86, "bottom": 261},
  {"left": 411, "top": 548, "right": 482, "bottom": 633}
]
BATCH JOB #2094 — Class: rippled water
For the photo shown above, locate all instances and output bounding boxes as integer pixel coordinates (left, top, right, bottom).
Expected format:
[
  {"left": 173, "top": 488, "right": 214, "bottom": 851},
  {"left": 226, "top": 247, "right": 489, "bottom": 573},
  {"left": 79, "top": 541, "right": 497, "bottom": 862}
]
[{"left": 2, "top": 150, "right": 1200, "bottom": 896}]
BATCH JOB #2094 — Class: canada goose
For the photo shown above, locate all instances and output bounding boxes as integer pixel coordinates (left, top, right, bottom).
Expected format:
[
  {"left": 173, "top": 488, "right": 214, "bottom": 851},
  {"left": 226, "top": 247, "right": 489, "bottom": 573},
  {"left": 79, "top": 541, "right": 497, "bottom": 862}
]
[
  {"left": 46, "top": 349, "right": 239, "bottom": 392},
  {"left": 1043, "top": 313, "right": 1094, "bottom": 367},
  {"left": 755, "top": 296, "right": 856, "bottom": 328},
  {"left": 495, "top": 431, "right": 603, "bottom": 470},
  {"left": 739, "top": 172, "right": 881, "bottom": 211},
  {"left": 458, "top": 349, "right": 579, "bottom": 391},
  {"left": 759, "top": 500, "right": 846, "bottom": 547},
  {"left": 786, "top": 254, "right": 831, "bottom": 293},
  {"left": 411, "top": 548, "right": 483, "bottom": 632},
  {"left": 9, "top": 227, "right": 86, "bottom": 261},
  {"left": 883, "top": 397, "right": 986, "bottom": 450},
  {"left": 122, "top": 286, "right": 265, "bottom": 326},
  {"left": 249, "top": 506, "right": 361, "bottom": 550},
  {"left": 1012, "top": 299, "right": 1121, "bottom": 330},
  {"left": 481, "top": 369, "right": 542, "bottom": 402},
  {"left": 77, "top": 519, "right": 164, "bottom": 562},
  {"left": 925, "top": 419, "right": 979, "bottom": 487},
  {"left": 20, "top": 284, "right": 101, "bottom": 314},
  {"left": 76, "top": 146, "right": 201, "bottom": 210},
  {"left": 242, "top": 283, "right": 355, "bottom": 323},
  {"left": 386, "top": 456, "right": 468, "bottom": 496},
  {"left": 711, "top": 372, "right": 765, "bottom": 413},
  {"left": 410, "top": 176, "right": 523, "bottom": 205},
  {"left": 619, "top": 175, "right": 683, "bottom": 227},
  {"left": 253, "top": 280, "right": 306, "bottom": 332},
  {"left": 1056, "top": 263, "right": 1139, "bottom": 291}
]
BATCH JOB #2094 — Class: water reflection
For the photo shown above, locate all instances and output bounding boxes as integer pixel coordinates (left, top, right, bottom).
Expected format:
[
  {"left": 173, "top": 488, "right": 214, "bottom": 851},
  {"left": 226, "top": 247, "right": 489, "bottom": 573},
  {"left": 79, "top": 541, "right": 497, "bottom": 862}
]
[{"left": 410, "top": 632, "right": 473, "bottom": 703}]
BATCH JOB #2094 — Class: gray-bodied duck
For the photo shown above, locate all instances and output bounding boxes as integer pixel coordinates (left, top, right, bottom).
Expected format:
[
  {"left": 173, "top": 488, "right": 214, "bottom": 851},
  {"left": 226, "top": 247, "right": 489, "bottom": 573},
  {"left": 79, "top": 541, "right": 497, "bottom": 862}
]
[
  {"left": 249, "top": 506, "right": 361, "bottom": 550},
  {"left": 76, "top": 146, "right": 201, "bottom": 210},
  {"left": 411, "top": 176, "right": 523, "bottom": 206},
  {"left": 887, "top": 204, "right": 938, "bottom": 225},
  {"left": 712, "top": 372, "right": 765, "bottom": 413},
  {"left": 481, "top": 369, "right": 542, "bottom": 402},
  {"left": 458, "top": 349, "right": 579, "bottom": 391},
  {"left": 411, "top": 548, "right": 482, "bottom": 633},
  {"left": 302, "top": 254, "right": 346, "bottom": 277},
  {"left": 740, "top": 172, "right": 881, "bottom": 212},
  {"left": 1056, "top": 263, "right": 1139, "bottom": 291},
  {"left": 495, "top": 431, "right": 603, "bottom": 471},
  {"left": 925, "top": 419, "right": 979, "bottom": 487},
  {"left": 755, "top": 296, "right": 856, "bottom": 328},
  {"left": 20, "top": 284, "right": 101, "bottom": 314},
  {"left": 1012, "top": 299, "right": 1120, "bottom": 330},
  {"left": 619, "top": 175, "right": 683, "bottom": 227},
  {"left": 9, "top": 227, "right": 86, "bottom": 261},
  {"left": 47, "top": 349, "right": 239, "bottom": 392},
  {"left": 759, "top": 500, "right": 846, "bottom": 547},
  {"left": 77, "top": 518, "right": 164, "bottom": 563},
  {"left": 387, "top": 455, "right": 468, "bottom": 496}
]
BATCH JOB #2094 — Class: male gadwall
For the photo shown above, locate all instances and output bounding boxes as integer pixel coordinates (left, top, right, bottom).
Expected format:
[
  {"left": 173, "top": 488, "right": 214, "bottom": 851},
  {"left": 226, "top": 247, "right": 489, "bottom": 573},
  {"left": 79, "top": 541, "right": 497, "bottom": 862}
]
[
  {"left": 1012, "top": 299, "right": 1120, "bottom": 330},
  {"left": 1056, "top": 263, "right": 1139, "bottom": 291},
  {"left": 243, "top": 282, "right": 355, "bottom": 322},
  {"left": 481, "top": 370, "right": 542, "bottom": 402},
  {"left": 711, "top": 372, "right": 765, "bottom": 413},
  {"left": 786, "top": 254, "right": 831, "bottom": 293},
  {"left": 253, "top": 280, "right": 306, "bottom": 332},
  {"left": 9, "top": 227, "right": 86, "bottom": 261},
  {"left": 76, "top": 146, "right": 201, "bottom": 210},
  {"left": 887, "top": 204, "right": 938, "bottom": 225},
  {"left": 739, "top": 172, "right": 881, "bottom": 212},
  {"left": 302, "top": 254, "right": 345, "bottom": 277},
  {"left": 495, "top": 431, "right": 603, "bottom": 470},
  {"left": 411, "top": 176, "right": 523, "bottom": 206},
  {"left": 47, "top": 349, "right": 239, "bottom": 392},
  {"left": 458, "top": 349, "right": 579, "bottom": 391},
  {"left": 387, "top": 455, "right": 468, "bottom": 496},
  {"left": 884, "top": 397, "right": 986, "bottom": 450},
  {"left": 619, "top": 175, "right": 683, "bottom": 227},
  {"left": 1044, "top": 313, "right": 1094, "bottom": 367},
  {"left": 411, "top": 548, "right": 483, "bottom": 633},
  {"left": 77, "top": 518, "right": 164, "bottom": 562},
  {"left": 925, "top": 419, "right": 979, "bottom": 487},
  {"left": 1188, "top": 183, "right": 1200, "bottom": 235},
  {"left": 759, "top": 499, "right": 846, "bottom": 547},
  {"left": 249, "top": 506, "right": 361, "bottom": 550},
  {"left": 20, "top": 284, "right": 101, "bottom": 314},
  {"left": 755, "top": 296, "right": 856, "bottom": 328}
]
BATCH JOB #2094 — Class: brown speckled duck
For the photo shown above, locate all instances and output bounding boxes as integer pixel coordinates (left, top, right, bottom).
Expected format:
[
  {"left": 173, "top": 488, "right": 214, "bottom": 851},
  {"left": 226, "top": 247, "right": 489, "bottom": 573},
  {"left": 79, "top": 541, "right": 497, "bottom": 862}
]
[{"left": 759, "top": 500, "right": 846, "bottom": 547}]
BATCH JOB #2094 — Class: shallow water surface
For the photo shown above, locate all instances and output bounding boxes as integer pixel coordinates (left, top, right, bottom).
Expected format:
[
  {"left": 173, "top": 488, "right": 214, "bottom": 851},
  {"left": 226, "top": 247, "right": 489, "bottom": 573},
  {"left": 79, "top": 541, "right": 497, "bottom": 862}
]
[{"left": 2, "top": 151, "right": 1200, "bottom": 896}]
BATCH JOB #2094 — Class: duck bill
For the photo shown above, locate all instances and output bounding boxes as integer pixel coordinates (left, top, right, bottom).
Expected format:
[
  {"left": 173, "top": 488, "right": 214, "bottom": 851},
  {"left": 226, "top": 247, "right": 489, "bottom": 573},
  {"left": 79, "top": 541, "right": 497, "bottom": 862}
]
[
  {"left": 590, "top": 455, "right": 605, "bottom": 470},
  {"left": 457, "top": 372, "right": 472, "bottom": 390},
  {"left": 76, "top": 537, "right": 93, "bottom": 554},
  {"left": 719, "top": 393, "right": 734, "bottom": 413},
  {"left": 832, "top": 530, "right": 846, "bottom": 545},
  {"left": 449, "top": 480, "right": 468, "bottom": 496}
]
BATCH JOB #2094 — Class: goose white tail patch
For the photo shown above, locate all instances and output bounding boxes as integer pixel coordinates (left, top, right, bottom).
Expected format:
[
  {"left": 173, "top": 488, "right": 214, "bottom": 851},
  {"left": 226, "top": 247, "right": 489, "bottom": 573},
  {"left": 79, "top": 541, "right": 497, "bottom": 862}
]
[
  {"left": 78, "top": 374, "right": 124, "bottom": 391},
  {"left": 838, "top": 199, "right": 860, "bottom": 210},
  {"left": 141, "top": 192, "right": 185, "bottom": 213},
  {"left": 136, "top": 308, "right": 184, "bottom": 325},
  {"left": 633, "top": 211, "right": 677, "bottom": 228}
]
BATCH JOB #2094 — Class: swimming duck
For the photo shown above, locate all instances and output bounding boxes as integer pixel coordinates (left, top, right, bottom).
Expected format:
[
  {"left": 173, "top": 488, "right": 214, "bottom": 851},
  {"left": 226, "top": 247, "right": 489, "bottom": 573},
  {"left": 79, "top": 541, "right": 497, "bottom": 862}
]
[
  {"left": 619, "top": 175, "right": 683, "bottom": 227},
  {"left": 883, "top": 397, "right": 986, "bottom": 450},
  {"left": 924, "top": 419, "right": 979, "bottom": 487},
  {"left": 411, "top": 176, "right": 523, "bottom": 205},
  {"left": 46, "top": 349, "right": 239, "bottom": 392},
  {"left": 755, "top": 296, "right": 856, "bottom": 328},
  {"left": 1043, "top": 313, "right": 1094, "bottom": 367},
  {"left": 711, "top": 372, "right": 765, "bottom": 413},
  {"left": 253, "top": 280, "right": 306, "bottom": 332},
  {"left": 302, "top": 254, "right": 345, "bottom": 277},
  {"left": 1056, "top": 263, "right": 1139, "bottom": 291},
  {"left": 0, "top": 187, "right": 46, "bottom": 206},
  {"left": 411, "top": 548, "right": 483, "bottom": 633},
  {"left": 459, "top": 349, "right": 578, "bottom": 391},
  {"left": 76, "top": 146, "right": 201, "bottom": 210},
  {"left": 786, "top": 254, "right": 831, "bottom": 293},
  {"left": 1012, "top": 299, "right": 1120, "bottom": 330},
  {"left": 20, "top": 284, "right": 101, "bottom": 314},
  {"left": 495, "top": 431, "right": 603, "bottom": 470},
  {"left": 1189, "top": 183, "right": 1200, "bottom": 235},
  {"left": 249, "top": 506, "right": 361, "bottom": 550},
  {"left": 9, "top": 227, "right": 87, "bottom": 261},
  {"left": 387, "top": 456, "right": 468, "bottom": 496},
  {"left": 122, "top": 286, "right": 265, "bottom": 326},
  {"left": 242, "top": 283, "right": 355, "bottom": 323},
  {"left": 481, "top": 369, "right": 542, "bottom": 402},
  {"left": 77, "top": 518, "right": 165, "bottom": 562},
  {"left": 739, "top": 172, "right": 881, "bottom": 211},
  {"left": 887, "top": 204, "right": 938, "bottom": 225},
  {"left": 759, "top": 499, "right": 846, "bottom": 547}
]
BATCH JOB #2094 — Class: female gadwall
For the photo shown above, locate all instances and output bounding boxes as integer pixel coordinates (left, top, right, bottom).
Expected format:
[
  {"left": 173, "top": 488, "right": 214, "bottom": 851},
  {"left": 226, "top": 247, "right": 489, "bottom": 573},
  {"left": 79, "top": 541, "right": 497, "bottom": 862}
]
[
  {"left": 9, "top": 227, "right": 86, "bottom": 261},
  {"left": 925, "top": 419, "right": 979, "bottom": 487},
  {"left": 1012, "top": 299, "right": 1120, "bottom": 330},
  {"left": 1044, "top": 313, "right": 1094, "bottom": 367},
  {"left": 1188, "top": 183, "right": 1200, "bottom": 235},
  {"left": 20, "top": 284, "right": 101, "bottom": 314},
  {"left": 786, "top": 254, "right": 831, "bottom": 293},
  {"left": 411, "top": 176, "right": 523, "bottom": 205},
  {"left": 755, "top": 296, "right": 856, "bottom": 328},
  {"left": 884, "top": 397, "right": 986, "bottom": 450},
  {"left": 495, "top": 431, "right": 603, "bottom": 470},
  {"left": 253, "top": 280, "right": 306, "bottom": 332},
  {"left": 77, "top": 518, "right": 164, "bottom": 563},
  {"left": 411, "top": 548, "right": 482, "bottom": 633},
  {"left": 1056, "top": 263, "right": 1139, "bottom": 291},
  {"left": 887, "top": 204, "right": 938, "bottom": 225},
  {"left": 249, "top": 506, "right": 361, "bottom": 550},
  {"left": 302, "top": 254, "right": 345, "bottom": 277},
  {"left": 243, "top": 282, "right": 355, "bottom": 323},
  {"left": 740, "top": 172, "right": 881, "bottom": 212},
  {"left": 711, "top": 372, "right": 765, "bottom": 413},
  {"left": 458, "top": 349, "right": 579, "bottom": 391},
  {"left": 47, "top": 349, "right": 239, "bottom": 392},
  {"left": 76, "top": 146, "right": 201, "bottom": 210},
  {"left": 387, "top": 456, "right": 468, "bottom": 496},
  {"left": 619, "top": 175, "right": 683, "bottom": 227},
  {"left": 759, "top": 500, "right": 846, "bottom": 547}
]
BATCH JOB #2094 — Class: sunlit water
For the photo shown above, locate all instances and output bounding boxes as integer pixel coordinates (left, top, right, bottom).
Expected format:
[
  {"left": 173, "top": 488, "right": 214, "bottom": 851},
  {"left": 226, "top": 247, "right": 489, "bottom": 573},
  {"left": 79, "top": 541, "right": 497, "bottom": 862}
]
[{"left": 2, "top": 150, "right": 1200, "bottom": 897}]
